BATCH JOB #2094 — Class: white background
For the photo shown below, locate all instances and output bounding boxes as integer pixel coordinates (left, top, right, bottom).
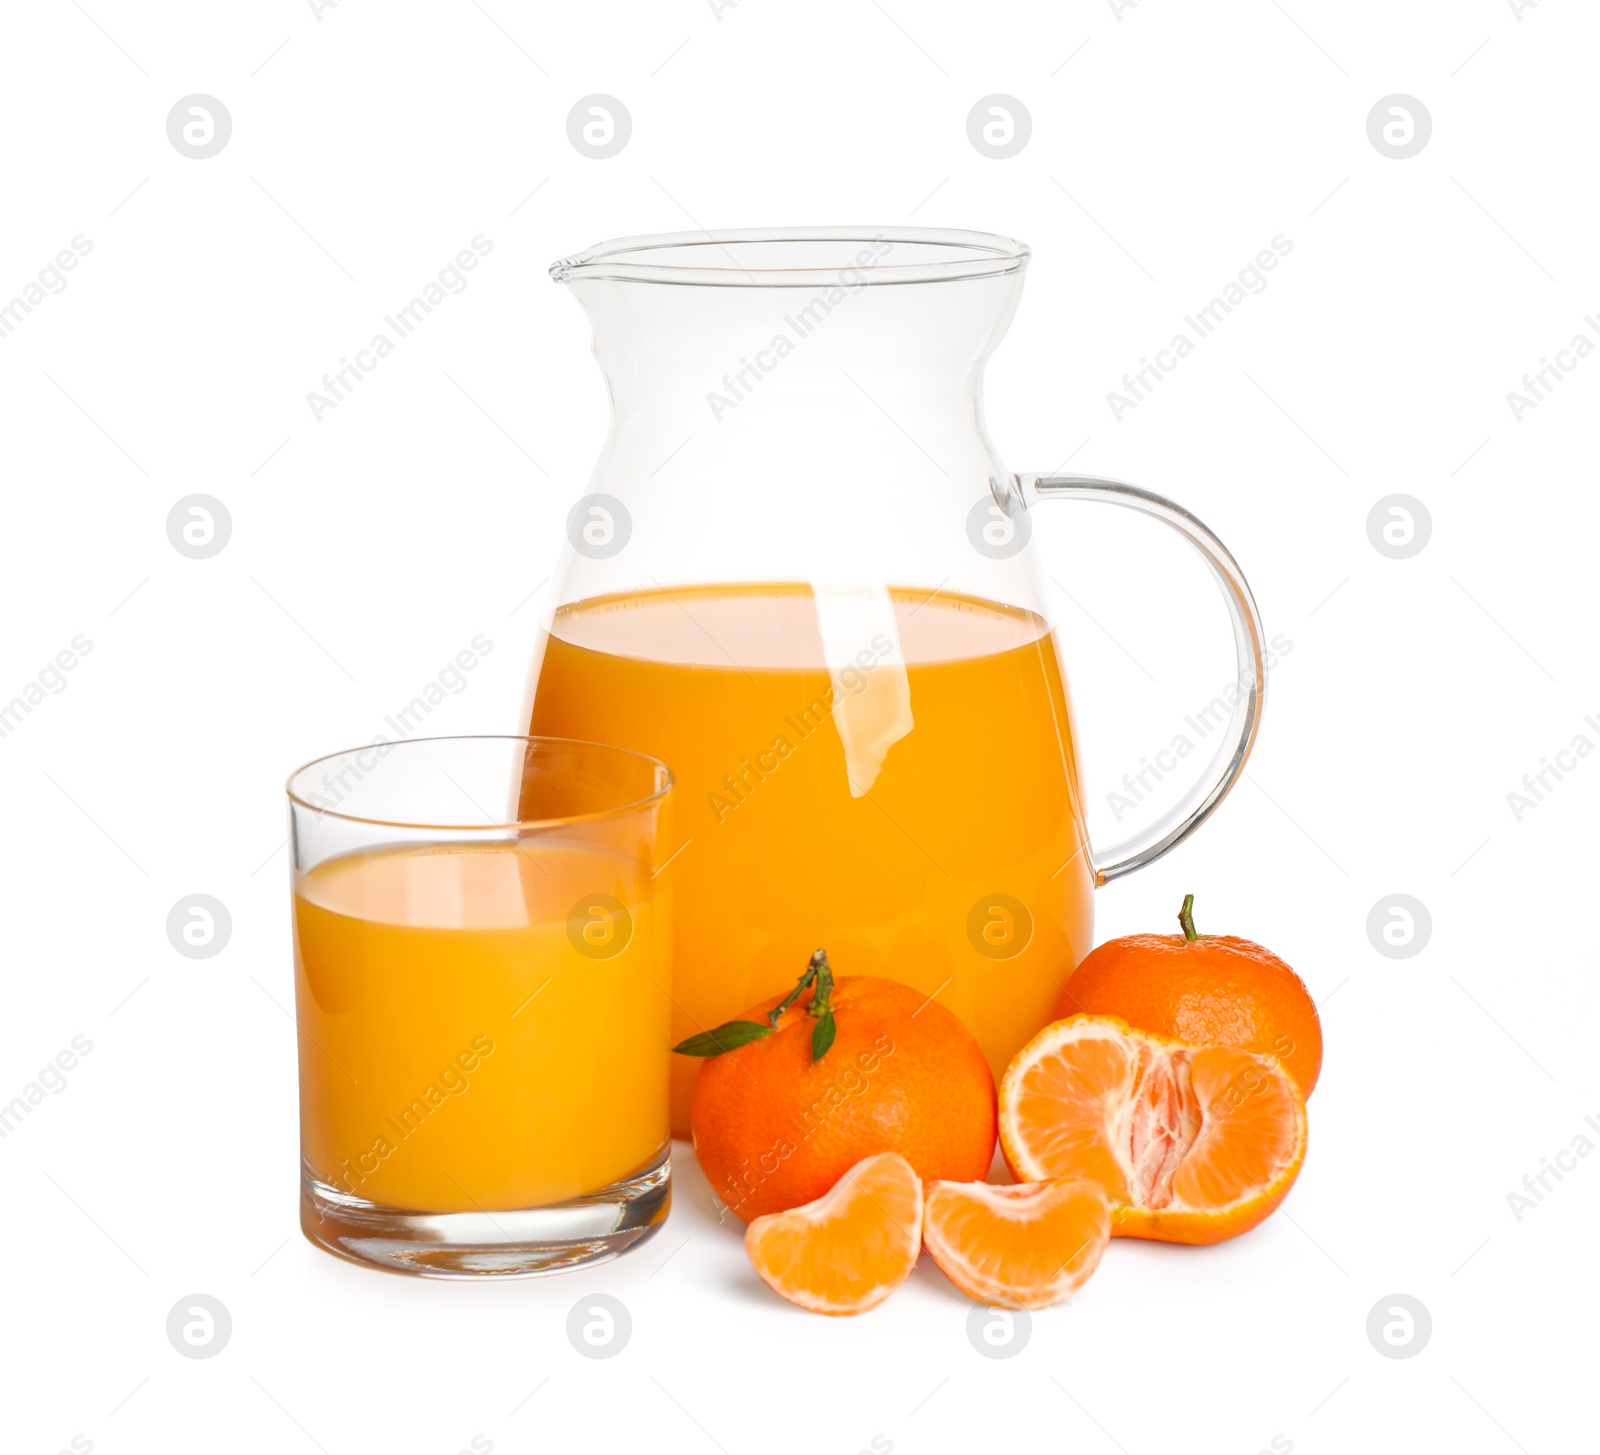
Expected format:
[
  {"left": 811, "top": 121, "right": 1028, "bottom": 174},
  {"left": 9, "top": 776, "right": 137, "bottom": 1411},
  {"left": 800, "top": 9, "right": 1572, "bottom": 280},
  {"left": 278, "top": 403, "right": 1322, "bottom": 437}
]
[{"left": 2, "top": 1, "right": 1594, "bottom": 1451}]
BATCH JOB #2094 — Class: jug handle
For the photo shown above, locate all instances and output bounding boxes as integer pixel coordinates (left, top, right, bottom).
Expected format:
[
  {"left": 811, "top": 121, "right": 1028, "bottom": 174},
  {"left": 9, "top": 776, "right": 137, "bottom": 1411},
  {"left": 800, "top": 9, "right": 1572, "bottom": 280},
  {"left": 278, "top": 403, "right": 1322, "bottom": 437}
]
[{"left": 1018, "top": 472, "right": 1266, "bottom": 885}]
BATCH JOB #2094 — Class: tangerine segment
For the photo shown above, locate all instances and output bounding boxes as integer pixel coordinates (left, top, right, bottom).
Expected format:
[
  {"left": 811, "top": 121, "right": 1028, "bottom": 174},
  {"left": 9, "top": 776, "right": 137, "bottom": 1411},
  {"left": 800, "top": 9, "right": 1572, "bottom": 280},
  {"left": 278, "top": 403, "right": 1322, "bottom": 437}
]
[
  {"left": 999, "top": 1016, "right": 1307, "bottom": 1246},
  {"left": 745, "top": 1153, "right": 923, "bottom": 1315},
  {"left": 922, "top": 1179, "right": 1111, "bottom": 1310}
]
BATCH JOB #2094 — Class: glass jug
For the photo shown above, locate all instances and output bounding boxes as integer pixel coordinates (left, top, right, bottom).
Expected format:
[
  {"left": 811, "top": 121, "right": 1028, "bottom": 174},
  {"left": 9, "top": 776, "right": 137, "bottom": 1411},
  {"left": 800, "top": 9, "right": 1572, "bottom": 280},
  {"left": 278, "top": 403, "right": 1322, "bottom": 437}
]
[{"left": 523, "top": 228, "right": 1264, "bottom": 1134}]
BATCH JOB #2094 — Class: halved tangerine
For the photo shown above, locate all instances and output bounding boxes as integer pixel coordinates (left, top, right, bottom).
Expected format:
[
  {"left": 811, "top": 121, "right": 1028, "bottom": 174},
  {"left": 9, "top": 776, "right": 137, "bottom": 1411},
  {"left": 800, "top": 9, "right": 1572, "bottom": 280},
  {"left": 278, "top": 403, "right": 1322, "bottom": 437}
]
[
  {"left": 922, "top": 1178, "right": 1110, "bottom": 1309},
  {"left": 1000, "top": 1015, "right": 1307, "bottom": 1245},
  {"left": 744, "top": 1152, "right": 923, "bottom": 1315}
]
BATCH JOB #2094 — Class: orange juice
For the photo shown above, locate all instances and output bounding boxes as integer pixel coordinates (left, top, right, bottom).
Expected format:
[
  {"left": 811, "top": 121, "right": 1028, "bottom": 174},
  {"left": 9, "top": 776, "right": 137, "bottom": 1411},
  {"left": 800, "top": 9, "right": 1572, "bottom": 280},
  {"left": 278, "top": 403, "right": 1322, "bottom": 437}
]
[
  {"left": 525, "top": 583, "right": 1095, "bottom": 1132},
  {"left": 293, "top": 840, "right": 668, "bottom": 1212}
]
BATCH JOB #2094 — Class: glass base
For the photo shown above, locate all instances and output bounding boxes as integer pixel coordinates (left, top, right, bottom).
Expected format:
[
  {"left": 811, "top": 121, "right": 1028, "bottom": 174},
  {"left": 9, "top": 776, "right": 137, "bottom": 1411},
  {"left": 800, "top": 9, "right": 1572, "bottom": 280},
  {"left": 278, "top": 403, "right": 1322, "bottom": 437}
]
[{"left": 299, "top": 1145, "right": 671, "bottom": 1279}]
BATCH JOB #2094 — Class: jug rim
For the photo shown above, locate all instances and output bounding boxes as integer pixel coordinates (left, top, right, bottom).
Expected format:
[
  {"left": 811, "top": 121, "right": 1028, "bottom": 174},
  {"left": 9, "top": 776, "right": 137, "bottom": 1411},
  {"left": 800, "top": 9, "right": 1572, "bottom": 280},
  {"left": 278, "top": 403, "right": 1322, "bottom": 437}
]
[{"left": 549, "top": 227, "right": 1029, "bottom": 287}]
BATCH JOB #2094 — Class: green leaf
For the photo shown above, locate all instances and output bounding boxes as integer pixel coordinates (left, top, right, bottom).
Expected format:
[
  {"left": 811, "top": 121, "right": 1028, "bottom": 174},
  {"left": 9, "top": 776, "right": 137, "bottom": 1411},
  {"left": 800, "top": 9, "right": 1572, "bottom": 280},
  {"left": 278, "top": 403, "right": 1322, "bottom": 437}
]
[
  {"left": 810, "top": 1008, "right": 837, "bottom": 1062},
  {"left": 671, "top": 1020, "right": 773, "bottom": 1057}
]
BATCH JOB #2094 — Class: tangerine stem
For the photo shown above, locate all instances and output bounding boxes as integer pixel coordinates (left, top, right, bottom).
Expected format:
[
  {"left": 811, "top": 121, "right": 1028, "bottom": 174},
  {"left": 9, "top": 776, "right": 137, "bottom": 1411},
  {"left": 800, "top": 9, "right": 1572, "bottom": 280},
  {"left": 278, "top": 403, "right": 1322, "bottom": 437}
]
[
  {"left": 806, "top": 949, "right": 835, "bottom": 1020},
  {"left": 807, "top": 949, "right": 837, "bottom": 1061},
  {"left": 765, "top": 948, "right": 826, "bottom": 1028},
  {"left": 1178, "top": 893, "right": 1199, "bottom": 942}
]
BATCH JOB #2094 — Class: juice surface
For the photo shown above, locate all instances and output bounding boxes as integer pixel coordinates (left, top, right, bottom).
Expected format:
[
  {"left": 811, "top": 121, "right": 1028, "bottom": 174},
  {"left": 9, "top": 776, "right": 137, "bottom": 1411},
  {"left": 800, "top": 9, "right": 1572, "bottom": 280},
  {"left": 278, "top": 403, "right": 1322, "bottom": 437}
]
[
  {"left": 525, "top": 583, "right": 1095, "bottom": 1133},
  {"left": 293, "top": 840, "right": 668, "bottom": 1211}
]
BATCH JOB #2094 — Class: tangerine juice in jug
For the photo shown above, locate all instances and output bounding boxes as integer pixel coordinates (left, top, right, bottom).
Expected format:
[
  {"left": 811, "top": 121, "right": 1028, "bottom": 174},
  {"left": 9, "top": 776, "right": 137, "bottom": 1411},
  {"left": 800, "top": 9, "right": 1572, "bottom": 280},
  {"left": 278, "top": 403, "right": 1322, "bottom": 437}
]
[{"left": 527, "top": 581, "right": 1094, "bottom": 1131}]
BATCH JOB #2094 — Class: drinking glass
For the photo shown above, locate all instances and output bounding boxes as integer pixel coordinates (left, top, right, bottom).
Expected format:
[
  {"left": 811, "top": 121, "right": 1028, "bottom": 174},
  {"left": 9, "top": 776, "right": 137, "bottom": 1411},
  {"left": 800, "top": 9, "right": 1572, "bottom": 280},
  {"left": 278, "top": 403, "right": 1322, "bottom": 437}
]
[{"left": 286, "top": 735, "right": 672, "bottom": 1278}]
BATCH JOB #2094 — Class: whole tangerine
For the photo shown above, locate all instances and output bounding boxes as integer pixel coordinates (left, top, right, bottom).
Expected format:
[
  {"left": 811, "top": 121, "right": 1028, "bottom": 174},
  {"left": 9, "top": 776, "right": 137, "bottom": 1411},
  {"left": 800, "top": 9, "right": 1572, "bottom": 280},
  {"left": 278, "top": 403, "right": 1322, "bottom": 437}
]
[
  {"left": 679, "top": 950, "right": 997, "bottom": 1223},
  {"left": 1056, "top": 894, "right": 1323, "bottom": 1096}
]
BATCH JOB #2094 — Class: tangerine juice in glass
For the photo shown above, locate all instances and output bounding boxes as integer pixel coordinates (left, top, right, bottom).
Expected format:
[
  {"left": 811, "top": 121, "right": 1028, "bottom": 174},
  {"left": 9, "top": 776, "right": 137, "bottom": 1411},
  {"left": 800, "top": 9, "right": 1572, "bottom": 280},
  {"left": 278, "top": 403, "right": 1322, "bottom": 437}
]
[
  {"left": 525, "top": 582, "right": 1096, "bottom": 1133},
  {"left": 287, "top": 736, "right": 672, "bottom": 1278}
]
